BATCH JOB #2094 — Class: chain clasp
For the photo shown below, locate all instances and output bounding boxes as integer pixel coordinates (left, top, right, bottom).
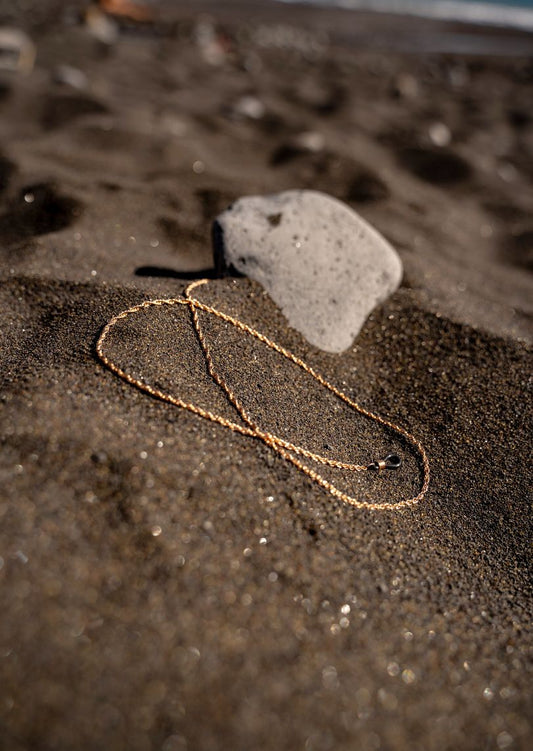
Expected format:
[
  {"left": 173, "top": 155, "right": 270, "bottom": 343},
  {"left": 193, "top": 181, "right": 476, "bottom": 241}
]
[{"left": 367, "top": 453, "right": 402, "bottom": 471}]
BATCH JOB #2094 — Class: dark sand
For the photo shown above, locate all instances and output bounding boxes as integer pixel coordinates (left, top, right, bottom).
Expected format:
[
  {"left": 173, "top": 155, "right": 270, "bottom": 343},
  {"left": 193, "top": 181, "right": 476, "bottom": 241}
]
[{"left": 0, "top": 2, "right": 532, "bottom": 750}]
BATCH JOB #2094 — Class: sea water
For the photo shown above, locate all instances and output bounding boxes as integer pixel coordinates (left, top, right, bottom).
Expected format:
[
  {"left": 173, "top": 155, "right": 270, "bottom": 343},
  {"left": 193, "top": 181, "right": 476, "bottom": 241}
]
[{"left": 277, "top": 0, "right": 533, "bottom": 31}]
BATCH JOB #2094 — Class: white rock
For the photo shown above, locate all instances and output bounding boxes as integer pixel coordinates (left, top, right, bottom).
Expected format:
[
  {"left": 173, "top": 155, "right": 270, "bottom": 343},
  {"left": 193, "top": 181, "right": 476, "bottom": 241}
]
[{"left": 214, "top": 190, "right": 402, "bottom": 353}]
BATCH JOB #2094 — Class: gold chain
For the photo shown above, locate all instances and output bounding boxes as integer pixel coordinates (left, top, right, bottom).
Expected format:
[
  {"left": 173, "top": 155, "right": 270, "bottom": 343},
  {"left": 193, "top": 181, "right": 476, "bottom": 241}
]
[{"left": 96, "top": 279, "right": 430, "bottom": 511}]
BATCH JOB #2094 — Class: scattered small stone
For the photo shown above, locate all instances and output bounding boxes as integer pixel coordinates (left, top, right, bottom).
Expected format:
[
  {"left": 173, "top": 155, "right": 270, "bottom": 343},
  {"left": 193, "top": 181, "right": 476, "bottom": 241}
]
[
  {"left": 293, "top": 130, "right": 325, "bottom": 153},
  {"left": 85, "top": 6, "right": 119, "bottom": 46},
  {"left": 214, "top": 190, "right": 402, "bottom": 353},
  {"left": 428, "top": 122, "right": 452, "bottom": 147},
  {"left": 0, "top": 28, "right": 35, "bottom": 74},
  {"left": 52, "top": 65, "right": 88, "bottom": 91},
  {"left": 232, "top": 95, "right": 265, "bottom": 120}
]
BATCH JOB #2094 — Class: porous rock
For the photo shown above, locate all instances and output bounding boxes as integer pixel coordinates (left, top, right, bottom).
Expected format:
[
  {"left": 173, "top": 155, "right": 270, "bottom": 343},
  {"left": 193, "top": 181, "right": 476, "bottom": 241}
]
[{"left": 213, "top": 189, "right": 402, "bottom": 353}]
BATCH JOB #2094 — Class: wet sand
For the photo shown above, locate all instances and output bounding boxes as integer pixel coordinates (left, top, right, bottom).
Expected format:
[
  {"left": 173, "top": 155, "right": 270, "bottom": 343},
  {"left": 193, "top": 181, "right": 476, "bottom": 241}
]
[{"left": 0, "top": 2, "right": 532, "bottom": 750}]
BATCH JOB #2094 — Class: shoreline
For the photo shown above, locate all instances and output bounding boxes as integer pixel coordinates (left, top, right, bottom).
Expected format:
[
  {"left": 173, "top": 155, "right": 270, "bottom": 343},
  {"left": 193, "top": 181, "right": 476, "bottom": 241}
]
[
  {"left": 2, "top": 1, "right": 533, "bottom": 55},
  {"left": 276, "top": 0, "right": 533, "bottom": 34},
  {"left": 158, "top": 0, "right": 533, "bottom": 55}
]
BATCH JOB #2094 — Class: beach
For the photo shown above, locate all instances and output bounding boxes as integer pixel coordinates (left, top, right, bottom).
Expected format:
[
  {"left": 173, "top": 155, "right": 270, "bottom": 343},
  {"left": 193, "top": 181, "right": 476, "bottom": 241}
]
[{"left": 0, "top": 1, "right": 532, "bottom": 749}]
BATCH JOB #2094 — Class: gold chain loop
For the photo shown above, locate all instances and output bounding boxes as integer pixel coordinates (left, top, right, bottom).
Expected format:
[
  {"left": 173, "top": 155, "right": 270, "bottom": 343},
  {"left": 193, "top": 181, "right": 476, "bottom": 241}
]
[{"left": 96, "top": 280, "right": 430, "bottom": 511}]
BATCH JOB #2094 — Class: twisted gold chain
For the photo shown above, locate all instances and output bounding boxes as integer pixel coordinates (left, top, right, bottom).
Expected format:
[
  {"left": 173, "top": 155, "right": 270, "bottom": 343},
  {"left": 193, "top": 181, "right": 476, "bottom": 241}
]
[{"left": 96, "top": 279, "right": 430, "bottom": 511}]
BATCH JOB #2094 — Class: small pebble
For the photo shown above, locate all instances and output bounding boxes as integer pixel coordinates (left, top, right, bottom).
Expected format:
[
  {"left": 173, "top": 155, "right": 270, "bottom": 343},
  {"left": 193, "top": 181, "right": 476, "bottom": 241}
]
[
  {"left": 52, "top": 65, "right": 88, "bottom": 91},
  {"left": 0, "top": 27, "right": 35, "bottom": 73},
  {"left": 429, "top": 122, "right": 452, "bottom": 147},
  {"left": 233, "top": 95, "right": 265, "bottom": 120},
  {"left": 85, "top": 6, "right": 118, "bottom": 45}
]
